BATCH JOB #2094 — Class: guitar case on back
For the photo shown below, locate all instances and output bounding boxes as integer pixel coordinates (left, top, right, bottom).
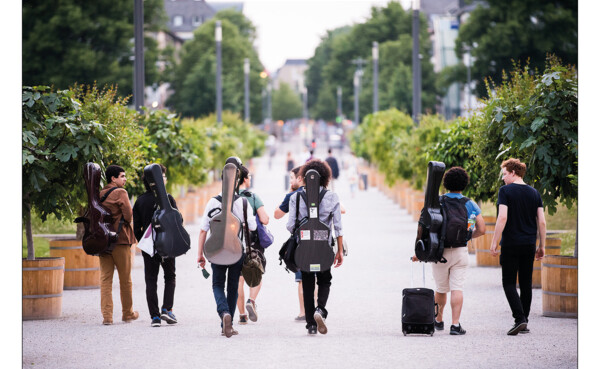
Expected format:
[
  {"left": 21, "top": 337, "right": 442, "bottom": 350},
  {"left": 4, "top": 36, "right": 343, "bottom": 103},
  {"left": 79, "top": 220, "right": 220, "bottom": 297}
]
[
  {"left": 415, "top": 161, "right": 447, "bottom": 263},
  {"left": 294, "top": 169, "right": 335, "bottom": 272},
  {"left": 204, "top": 163, "right": 244, "bottom": 265},
  {"left": 144, "top": 164, "right": 191, "bottom": 258},
  {"left": 74, "top": 162, "right": 119, "bottom": 256}
]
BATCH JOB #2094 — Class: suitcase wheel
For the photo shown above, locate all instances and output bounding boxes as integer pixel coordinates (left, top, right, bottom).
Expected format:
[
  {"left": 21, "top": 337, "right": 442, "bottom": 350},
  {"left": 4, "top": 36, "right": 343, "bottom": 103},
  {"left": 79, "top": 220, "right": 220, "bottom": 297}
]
[{"left": 402, "top": 331, "right": 407, "bottom": 336}]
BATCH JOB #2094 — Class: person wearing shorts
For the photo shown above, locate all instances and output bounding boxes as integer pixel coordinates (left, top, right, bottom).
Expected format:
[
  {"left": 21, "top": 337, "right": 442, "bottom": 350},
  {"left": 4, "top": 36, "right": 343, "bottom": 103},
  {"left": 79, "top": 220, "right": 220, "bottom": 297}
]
[{"left": 413, "top": 167, "right": 485, "bottom": 335}]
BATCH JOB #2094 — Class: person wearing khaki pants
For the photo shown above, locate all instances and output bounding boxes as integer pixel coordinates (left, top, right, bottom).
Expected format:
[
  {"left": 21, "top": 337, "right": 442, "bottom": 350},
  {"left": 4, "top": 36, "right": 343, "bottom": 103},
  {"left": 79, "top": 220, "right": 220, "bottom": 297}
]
[{"left": 98, "top": 165, "right": 139, "bottom": 325}]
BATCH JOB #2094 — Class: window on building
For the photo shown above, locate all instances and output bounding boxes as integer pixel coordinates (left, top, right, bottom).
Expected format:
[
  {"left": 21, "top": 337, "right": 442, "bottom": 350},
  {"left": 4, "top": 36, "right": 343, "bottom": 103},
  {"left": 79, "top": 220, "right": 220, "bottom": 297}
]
[
  {"left": 173, "top": 15, "right": 183, "bottom": 27},
  {"left": 193, "top": 16, "right": 201, "bottom": 26}
]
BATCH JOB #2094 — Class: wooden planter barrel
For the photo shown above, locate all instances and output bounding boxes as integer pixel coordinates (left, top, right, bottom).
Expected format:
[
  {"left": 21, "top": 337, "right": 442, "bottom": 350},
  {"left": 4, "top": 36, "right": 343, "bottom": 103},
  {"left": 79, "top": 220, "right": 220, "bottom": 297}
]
[
  {"left": 49, "top": 239, "right": 100, "bottom": 290},
  {"left": 542, "top": 255, "right": 577, "bottom": 318},
  {"left": 530, "top": 237, "right": 562, "bottom": 288},
  {"left": 23, "top": 257, "right": 64, "bottom": 320},
  {"left": 474, "top": 231, "right": 500, "bottom": 267}
]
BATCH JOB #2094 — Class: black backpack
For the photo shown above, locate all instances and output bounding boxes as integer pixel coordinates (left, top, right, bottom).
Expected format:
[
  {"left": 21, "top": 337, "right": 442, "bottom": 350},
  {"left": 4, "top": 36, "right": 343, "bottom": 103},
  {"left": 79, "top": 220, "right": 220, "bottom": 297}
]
[
  {"left": 440, "top": 195, "right": 471, "bottom": 247},
  {"left": 278, "top": 192, "right": 302, "bottom": 273}
]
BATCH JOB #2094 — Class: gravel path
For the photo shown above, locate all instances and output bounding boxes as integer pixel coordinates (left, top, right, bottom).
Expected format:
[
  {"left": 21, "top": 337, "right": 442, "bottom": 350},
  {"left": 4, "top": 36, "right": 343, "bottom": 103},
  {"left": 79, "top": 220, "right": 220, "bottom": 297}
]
[{"left": 22, "top": 138, "right": 577, "bottom": 369}]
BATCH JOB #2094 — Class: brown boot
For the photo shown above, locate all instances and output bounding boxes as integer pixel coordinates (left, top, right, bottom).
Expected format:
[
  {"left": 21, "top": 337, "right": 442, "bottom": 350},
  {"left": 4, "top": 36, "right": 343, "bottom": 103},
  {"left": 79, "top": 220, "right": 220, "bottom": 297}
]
[{"left": 122, "top": 311, "right": 139, "bottom": 322}]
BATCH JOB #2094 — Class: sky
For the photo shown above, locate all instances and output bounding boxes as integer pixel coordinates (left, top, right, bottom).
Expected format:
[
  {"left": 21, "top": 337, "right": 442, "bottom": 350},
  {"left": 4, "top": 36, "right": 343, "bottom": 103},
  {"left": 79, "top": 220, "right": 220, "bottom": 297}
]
[{"left": 210, "top": 0, "right": 410, "bottom": 73}]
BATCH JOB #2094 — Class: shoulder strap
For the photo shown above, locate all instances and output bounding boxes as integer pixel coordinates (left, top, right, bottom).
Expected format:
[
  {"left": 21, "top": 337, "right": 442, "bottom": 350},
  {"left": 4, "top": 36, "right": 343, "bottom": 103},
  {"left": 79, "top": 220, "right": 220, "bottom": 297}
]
[
  {"left": 208, "top": 196, "right": 222, "bottom": 218},
  {"left": 318, "top": 188, "right": 328, "bottom": 204},
  {"left": 242, "top": 197, "right": 251, "bottom": 253},
  {"left": 100, "top": 187, "right": 119, "bottom": 203},
  {"left": 294, "top": 192, "right": 301, "bottom": 231}
]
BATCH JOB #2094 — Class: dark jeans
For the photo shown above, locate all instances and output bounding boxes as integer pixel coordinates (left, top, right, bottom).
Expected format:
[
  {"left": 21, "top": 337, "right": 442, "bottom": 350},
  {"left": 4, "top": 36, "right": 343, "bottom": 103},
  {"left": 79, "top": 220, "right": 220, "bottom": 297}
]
[
  {"left": 211, "top": 256, "right": 244, "bottom": 321},
  {"left": 142, "top": 251, "right": 176, "bottom": 319},
  {"left": 301, "top": 270, "right": 332, "bottom": 328},
  {"left": 500, "top": 245, "right": 536, "bottom": 324}
]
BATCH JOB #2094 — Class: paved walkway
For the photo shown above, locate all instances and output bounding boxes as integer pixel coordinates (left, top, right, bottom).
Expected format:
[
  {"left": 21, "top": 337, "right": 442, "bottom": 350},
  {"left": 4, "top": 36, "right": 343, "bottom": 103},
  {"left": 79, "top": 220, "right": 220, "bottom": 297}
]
[{"left": 22, "top": 135, "right": 577, "bottom": 368}]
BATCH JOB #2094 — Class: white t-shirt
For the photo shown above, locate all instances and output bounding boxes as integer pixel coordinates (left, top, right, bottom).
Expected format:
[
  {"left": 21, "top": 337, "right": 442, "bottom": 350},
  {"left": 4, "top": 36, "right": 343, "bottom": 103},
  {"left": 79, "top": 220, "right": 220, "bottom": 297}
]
[{"left": 199, "top": 194, "right": 257, "bottom": 235}]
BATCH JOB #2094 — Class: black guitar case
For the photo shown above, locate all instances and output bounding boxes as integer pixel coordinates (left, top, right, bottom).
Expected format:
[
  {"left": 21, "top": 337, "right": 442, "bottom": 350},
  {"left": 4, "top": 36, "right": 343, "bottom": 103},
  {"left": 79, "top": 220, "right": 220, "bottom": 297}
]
[
  {"left": 144, "top": 164, "right": 191, "bottom": 258},
  {"left": 415, "top": 161, "right": 447, "bottom": 263},
  {"left": 75, "top": 162, "right": 119, "bottom": 255},
  {"left": 294, "top": 169, "right": 335, "bottom": 272},
  {"left": 204, "top": 163, "right": 244, "bottom": 265}
]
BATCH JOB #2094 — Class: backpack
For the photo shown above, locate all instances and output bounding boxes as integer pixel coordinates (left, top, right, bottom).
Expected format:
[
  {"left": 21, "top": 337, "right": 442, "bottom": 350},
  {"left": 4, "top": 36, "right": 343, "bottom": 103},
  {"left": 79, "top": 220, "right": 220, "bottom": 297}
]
[
  {"left": 440, "top": 195, "right": 471, "bottom": 247},
  {"left": 278, "top": 192, "right": 301, "bottom": 273}
]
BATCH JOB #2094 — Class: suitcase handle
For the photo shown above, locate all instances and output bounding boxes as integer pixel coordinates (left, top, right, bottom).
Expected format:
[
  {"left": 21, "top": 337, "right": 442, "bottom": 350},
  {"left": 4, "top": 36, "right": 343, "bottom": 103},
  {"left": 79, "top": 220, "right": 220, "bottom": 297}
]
[{"left": 410, "top": 257, "right": 426, "bottom": 288}]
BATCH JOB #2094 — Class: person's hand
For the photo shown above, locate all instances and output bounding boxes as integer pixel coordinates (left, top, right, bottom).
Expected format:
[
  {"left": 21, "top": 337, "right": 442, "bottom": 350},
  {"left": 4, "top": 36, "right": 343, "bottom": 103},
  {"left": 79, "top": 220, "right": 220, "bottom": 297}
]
[
  {"left": 535, "top": 246, "right": 544, "bottom": 261},
  {"left": 333, "top": 251, "right": 343, "bottom": 268},
  {"left": 411, "top": 255, "right": 419, "bottom": 262},
  {"left": 197, "top": 254, "right": 206, "bottom": 268},
  {"left": 490, "top": 242, "right": 499, "bottom": 257}
]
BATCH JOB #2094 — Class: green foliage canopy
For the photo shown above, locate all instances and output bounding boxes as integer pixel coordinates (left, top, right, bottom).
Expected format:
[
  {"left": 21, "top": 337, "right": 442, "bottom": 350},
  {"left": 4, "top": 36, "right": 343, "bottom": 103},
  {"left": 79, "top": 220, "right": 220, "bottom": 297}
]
[{"left": 272, "top": 83, "right": 303, "bottom": 121}]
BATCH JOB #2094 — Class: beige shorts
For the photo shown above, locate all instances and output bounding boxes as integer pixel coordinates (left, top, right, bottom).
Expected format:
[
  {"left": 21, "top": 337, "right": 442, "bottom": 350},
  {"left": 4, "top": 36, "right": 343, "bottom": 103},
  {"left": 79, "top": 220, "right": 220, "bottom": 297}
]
[{"left": 431, "top": 247, "right": 469, "bottom": 293}]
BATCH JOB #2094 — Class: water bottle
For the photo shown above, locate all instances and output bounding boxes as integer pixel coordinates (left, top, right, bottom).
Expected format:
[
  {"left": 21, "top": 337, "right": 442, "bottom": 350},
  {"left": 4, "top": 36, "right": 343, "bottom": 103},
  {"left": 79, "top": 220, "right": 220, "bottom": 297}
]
[{"left": 468, "top": 213, "right": 476, "bottom": 231}]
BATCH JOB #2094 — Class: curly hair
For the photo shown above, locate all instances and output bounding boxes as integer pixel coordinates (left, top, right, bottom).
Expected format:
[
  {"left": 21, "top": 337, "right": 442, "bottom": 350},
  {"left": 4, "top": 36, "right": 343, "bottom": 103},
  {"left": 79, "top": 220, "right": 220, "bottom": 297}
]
[
  {"left": 501, "top": 158, "right": 526, "bottom": 178},
  {"left": 300, "top": 159, "right": 331, "bottom": 188},
  {"left": 442, "top": 166, "right": 470, "bottom": 192}
]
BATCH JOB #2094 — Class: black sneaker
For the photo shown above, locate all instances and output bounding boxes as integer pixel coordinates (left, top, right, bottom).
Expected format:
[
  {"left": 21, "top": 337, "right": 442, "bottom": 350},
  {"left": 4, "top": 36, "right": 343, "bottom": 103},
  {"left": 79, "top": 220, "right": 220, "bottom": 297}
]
[
  {"left": 151, "top": 316, "right": 161, "bottom": 327},
  {"left": 434, "top": 320, "right": 444, "bottom": 331},
  {"left": 161, "top": 308, "right": 177, "bottom": 324},
  {"left": 307, "top": 325, "right": 317, "bottom": 335},
  {"left": 520, "top": 327, "right": 530, "bottom": 334},
  {"left": 507, "top": 321, "right": 527, "bottom": 336},
  {"left": 314, "top": 308, "right": 328, "bottom": 335},
  {"left": 450, "top": 323, "right": 466, "bottom": 335}
]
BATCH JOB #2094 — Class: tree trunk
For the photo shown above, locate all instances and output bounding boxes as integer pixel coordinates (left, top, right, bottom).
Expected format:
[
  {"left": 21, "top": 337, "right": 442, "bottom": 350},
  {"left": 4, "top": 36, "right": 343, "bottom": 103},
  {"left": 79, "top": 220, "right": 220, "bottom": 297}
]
[
  {"left": 574, "top": 213, "right": 578, "bottom": 258},
  {"left": 24, "top": 204, "right": 35, "bottom": 260}
]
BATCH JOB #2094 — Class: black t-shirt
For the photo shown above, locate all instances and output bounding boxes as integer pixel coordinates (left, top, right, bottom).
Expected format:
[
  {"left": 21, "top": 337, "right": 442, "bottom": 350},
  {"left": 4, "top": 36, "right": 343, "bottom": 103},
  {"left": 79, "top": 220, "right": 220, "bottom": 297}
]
[{"left": 497, "top": 183, "right": 543, "bottom": 247}]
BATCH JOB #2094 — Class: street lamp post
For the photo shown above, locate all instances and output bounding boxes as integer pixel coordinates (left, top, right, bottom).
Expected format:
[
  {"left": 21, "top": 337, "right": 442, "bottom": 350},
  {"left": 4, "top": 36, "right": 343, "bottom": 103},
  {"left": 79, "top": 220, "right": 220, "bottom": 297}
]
[
  {"left": 372, "top": 41, "right": 379, "bottom": 114},
  {"left": 267, "top": 83, "right": 272, "bottom": 122},
  {"left": 353, "top": 71, "right": 360, "bottom": 126},
  {"left": 215, "top": 21, "right": 222, "bottom": 124},
  {"left": 302, "top": 87, "right": 308, "bottom": 124},
  {"left": 465, "top": 45, "right": 472, "bottom": 113},
  {"left": 244, "top": 58, "right": 250, "bottom": 122},
  {"left": 337, "top": 86, "right": 342, "bottom": 119},
  {"left": 133, "top": 0, "right": 144, "bottom": 113},
  {"left": 412, "top": 0, "right": 421, "bottom": 125}
]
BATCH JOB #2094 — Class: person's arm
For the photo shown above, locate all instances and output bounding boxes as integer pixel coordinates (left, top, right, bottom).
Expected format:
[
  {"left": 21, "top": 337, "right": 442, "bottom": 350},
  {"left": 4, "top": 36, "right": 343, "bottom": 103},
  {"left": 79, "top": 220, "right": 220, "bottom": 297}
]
[
  {"left": 197, "top": 230, "right": 207, "bottom": 267},
  {"left": 132, "top": 201, "right": 142, "bottom": 242},
  {"left": 274, "top": 207, "right": 286, "bottom": 219},
  {"left": 334, "top": 235, "right": 344, "bottom": 267},
  {"left": 256, "top": 206, "right": 269, "bottom": 225},
  {"left": 286, "top": 195, "right": 297, "bottom": 233},
  {"left": 118, "top": 189, "right": 134, "bottom": 224},
  {"left": 340, "top": 203, "right": 346, "bottom": 215},
  {"left": 490, "top": 205, "right": 508, "bottom": 256},
  {"left": 472, "top": 213, "right": 486, "bottom": 239},
  {"left": 536, "top": 207, "right": 547, "bottom": 260}
]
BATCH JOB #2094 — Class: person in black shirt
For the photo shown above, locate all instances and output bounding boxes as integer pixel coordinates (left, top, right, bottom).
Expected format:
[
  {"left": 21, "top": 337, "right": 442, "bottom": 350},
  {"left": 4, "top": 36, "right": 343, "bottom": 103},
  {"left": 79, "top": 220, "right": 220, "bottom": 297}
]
[
  {"left": 132, "top": 164, "right": 180, "bottom": 327},
  {"left": 325, "top": 148, "right": 339, "bottom": 190},
  {"left": 490, "top": 158, "right": 546, "bottom": 335}
]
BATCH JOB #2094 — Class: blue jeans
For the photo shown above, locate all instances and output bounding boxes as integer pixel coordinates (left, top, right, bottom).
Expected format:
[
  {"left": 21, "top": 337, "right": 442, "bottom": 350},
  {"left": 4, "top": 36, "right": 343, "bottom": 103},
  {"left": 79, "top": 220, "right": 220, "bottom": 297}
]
[{"left": 211, "top": 256, "right": 244, "bottom": 321}]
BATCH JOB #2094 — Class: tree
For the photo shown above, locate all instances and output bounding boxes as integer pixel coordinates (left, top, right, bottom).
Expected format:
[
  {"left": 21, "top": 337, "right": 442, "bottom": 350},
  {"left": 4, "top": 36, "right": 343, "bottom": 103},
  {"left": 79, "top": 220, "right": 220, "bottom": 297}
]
[
  {"left": 22, "top": 86, "right": 145, "bottom": 259},
  {"left": 272, "top": 83, "right": 303, "bottom": 122},
  {"left": 22, "top": 0, "right": 166, "bottom": 98},
  {"left": 167, "top": 14, "right": 266, "bottom": 122},
  {"left": 454, "top": 0, "right": 577, "bottom": 97}
]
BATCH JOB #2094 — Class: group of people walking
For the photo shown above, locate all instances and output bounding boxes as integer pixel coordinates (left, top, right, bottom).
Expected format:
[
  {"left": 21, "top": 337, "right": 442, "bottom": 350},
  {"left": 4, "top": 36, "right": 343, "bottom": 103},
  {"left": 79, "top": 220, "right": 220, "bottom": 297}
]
[{"left": 95, "top": 154, "right": 546, "bottom": 339}]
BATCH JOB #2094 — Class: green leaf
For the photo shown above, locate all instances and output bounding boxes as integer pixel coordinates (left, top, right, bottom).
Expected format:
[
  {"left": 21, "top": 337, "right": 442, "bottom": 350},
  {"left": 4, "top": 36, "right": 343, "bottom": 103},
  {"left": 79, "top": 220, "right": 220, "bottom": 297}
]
[{"left": 531, "top": 117, "right": 547, "bottom": 132}]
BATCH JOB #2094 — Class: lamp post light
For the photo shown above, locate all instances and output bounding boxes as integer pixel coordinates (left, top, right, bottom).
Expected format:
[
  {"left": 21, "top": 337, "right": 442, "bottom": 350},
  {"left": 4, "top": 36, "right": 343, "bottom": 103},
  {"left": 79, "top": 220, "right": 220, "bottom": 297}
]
[
  {"left": 244, "top": 58, "right": 250, "bottom": 122},
  {"left": 412, "top": 0, "right": 421, "bottom": 125},
  {"left": 372, "top": 41, "right": 379, "bottom": 114},
  {"left": 215, "top": 21, "right": 222, "bottom": 124},
  {"left": 133, "top": 0, "right": 144, "bottom": 113}
]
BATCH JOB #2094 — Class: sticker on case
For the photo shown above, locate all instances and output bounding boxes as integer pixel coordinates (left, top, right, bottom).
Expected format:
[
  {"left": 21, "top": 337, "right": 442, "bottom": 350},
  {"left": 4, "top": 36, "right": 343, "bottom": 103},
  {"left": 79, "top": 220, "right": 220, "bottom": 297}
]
[{"left": 300, "top": 230, "right": 311, "bottom": 240}]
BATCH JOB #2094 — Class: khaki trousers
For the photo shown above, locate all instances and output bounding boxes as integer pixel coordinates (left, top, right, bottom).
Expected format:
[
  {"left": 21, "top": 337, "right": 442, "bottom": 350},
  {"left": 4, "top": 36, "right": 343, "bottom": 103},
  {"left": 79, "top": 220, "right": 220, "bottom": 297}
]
[{"left": 99, "top": 244, "right": 134, "bottom": 319}]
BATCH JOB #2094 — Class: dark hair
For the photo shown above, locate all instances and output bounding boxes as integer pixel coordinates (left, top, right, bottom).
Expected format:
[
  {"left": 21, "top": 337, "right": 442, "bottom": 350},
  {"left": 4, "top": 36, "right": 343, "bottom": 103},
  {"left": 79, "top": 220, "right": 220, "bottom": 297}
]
[
  {"left": 300, "top": 159, "right": 331, "bottom": 188},
  {"left": 238, "top": 165, "right": 249, "bottom": 187},
  {"left": 309, "top": 150, "right": 314, "bottom": 155},
  {"left": 442, "top": 167, "right": 470, "bottom": 192},
  {"left": 105, "top": 165, "right": 125, "bottom": 183},
  {"left": 328, "top": 148, "right": 332, "bottom": 154},
  {"left": 502, "top": 158, "right": 526, "bottom": 178},
  {"left": 291, "top": 166, "right": 302, "bottom": 176}
]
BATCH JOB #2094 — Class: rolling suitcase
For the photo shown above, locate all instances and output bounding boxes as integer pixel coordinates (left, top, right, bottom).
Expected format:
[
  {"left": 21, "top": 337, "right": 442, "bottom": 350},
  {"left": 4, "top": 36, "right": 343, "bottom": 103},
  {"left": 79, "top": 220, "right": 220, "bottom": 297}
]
[{"left": 402, "top": 261, "right": 438, "bottom": 336}]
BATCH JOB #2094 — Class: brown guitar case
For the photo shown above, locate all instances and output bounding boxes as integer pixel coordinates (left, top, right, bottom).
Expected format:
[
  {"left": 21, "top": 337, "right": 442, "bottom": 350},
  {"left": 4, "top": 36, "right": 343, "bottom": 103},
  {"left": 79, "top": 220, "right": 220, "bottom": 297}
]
[{"left": 74, "top": 163, "right": 119, "bottom": 255}]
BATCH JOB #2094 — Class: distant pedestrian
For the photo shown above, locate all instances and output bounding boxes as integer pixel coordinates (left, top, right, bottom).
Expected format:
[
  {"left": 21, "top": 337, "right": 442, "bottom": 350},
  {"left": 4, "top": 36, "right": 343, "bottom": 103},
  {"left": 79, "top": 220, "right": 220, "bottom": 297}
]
[
  {"left": 287, "top": 159, "right": 344, "bottom": 335},
  {"left": 325, "top": 148, "right": 340, "bottom": 190},
  {"left": 236, "top": 166, "right": 270, "bottom": 325},
  {"left": 273, "top": 166, "right": 306, "bottom": 321},
  {"left": 306, "top": 150, "right": 314, "bottom": 163},
  {"left": 490, "top": 158, "right": 546, "bottom": 335},
  {"left": 98, "top": 165, "right": 139, "bottom": 325},
  {"left": 286, "top": 151, "right": 295, "bottom": 172},
  {"left": 411, "top": 167, "right": 486, "bottom": 335},
  {"left": 133, "top": 164, "right": 179, "bottom": 327}
]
